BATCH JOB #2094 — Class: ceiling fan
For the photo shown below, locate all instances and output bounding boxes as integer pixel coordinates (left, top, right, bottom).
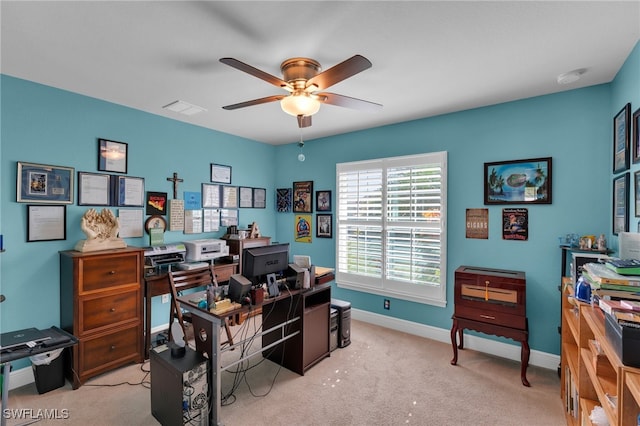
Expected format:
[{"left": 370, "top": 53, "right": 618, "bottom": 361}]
[{"left": 220, "top": 55, "right": 382, "bottom": 128}]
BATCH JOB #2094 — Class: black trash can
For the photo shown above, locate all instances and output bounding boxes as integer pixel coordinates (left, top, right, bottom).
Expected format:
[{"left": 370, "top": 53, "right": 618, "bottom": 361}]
[{"left": 31, "top": 349, "right": 65, "bottom": 394}]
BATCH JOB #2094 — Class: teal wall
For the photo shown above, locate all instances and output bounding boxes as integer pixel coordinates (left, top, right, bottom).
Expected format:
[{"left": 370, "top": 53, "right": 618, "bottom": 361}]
[{"left": 1, "top": 41, "right": 638, "bottom": 371}]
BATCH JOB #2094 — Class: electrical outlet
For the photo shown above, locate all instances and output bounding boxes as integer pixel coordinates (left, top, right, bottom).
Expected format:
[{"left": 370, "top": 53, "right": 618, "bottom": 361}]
[
  {"left": 384, "top": 299, "right": 390, "bottom": 310},
  {"left": 162, "top": 294, "right": 169, "bottom": 304}
]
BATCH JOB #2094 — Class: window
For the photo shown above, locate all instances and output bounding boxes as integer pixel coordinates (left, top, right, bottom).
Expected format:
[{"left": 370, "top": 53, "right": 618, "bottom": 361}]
[{"left": 336, "top": 151, "right": 447, "bottom": 306}]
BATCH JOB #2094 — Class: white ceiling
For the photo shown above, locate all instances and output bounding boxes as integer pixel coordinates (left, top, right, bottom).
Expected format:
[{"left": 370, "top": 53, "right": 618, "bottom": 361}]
[{"left": 1, "top": 1, "right": 639, "bottom": 145}]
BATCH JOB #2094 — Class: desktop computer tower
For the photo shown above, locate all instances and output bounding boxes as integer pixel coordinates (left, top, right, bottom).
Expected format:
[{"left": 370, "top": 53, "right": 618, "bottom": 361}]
[
  {"left": 150, "top": 345, "right": 208, "bottom": 426},
  {"left": 331, "top": 299, "right": 351, "bottom": 348},
  {"left": 330, "top": 308, "right": 339, "bottom": 352}
]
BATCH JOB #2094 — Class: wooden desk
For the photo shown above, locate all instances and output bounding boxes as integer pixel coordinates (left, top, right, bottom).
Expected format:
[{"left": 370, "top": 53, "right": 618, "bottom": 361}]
[
  {"left": 177, "top": 281, "right": 331, "bottom": 425},
  {"left": 143, "top": 262, "right": 237, "bottom": 359}
]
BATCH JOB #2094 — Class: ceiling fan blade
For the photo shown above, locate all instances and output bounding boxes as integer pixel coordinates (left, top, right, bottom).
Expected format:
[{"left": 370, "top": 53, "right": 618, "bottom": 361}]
[
  {"left": 306, "top": 55, "right": 372, "bottom": 91},
  {"left": 317, "top": 92, "right": 382, "bottom": 112},
  {"left": 220, "top": 58, "right": 292, "bottom": 91},
  {"left": 297, "top": 115, "right": 312, "bottom": 128},
  {"left": 222, "top": 95, "right": 285, "bottom": 110}
]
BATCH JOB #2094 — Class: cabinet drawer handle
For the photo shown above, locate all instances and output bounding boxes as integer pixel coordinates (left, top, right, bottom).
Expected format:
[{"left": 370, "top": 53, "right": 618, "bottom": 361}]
[
  {"left": 110, "top": 308, "right": 116, "bottom": 312},
  {"left": 480, "top": 314, "right": 496, "bottom": 320},
  {"left": 109, "top": 271, "right": 116, "bottom": 275},
  {"left": 110, "top": 345, "right": 116, "bottom": 351}
]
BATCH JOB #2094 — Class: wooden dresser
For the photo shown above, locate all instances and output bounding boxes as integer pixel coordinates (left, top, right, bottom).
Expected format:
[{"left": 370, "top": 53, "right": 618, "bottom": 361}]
[
  {"left": 450, "top": 265, "right": 529, "bottom": 386},
  {"left": 60, "top": 247, "right": 145, "bottom": 388}
]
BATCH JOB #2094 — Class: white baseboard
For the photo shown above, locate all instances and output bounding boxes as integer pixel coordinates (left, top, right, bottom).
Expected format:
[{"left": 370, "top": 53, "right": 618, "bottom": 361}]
[
  {"left": 6, "top": 314, "right": 559, "bottom": 391},
  {"left": 352, "top": 308, "right": 560, "bottom": 371}
]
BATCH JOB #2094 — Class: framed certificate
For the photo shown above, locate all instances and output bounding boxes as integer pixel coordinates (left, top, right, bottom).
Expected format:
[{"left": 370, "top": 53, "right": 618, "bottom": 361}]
[{"left": 211, "top": 163, "right": 232, "bottom": 184}]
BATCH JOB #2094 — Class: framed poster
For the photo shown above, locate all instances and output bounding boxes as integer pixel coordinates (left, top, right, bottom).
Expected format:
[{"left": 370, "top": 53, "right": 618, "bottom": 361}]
[
  {"left": 17, "top": 161, "right": 74, "bottom": 204},
  {"left": 502, "top": 208, "right": 528, "bottom": 241},
  {"left": 295, "top": 214, "right": 312, "bottom": 243},
  {"left": 316, "top": 214, "right": 333, "bottom": 238},
  {"left": 98, "top": 138, "right": 128, "bottom": 174},
  {"left": 78, "top": 171, "right": 112, "bottom": 206},
  {"left": 484, "top": 157, "right": 551, "bottom": 205},
  {"left": 636, "top": 170, "right": 640, "bottom": 217},
  {"left": 613, "top": 172, "right": 630, "bottom": 235},
  {"left": 276, "top": 188, "right": 292, "bottom": 212},
  {"left": 316, "top": 190, "right": 332, "bottom": 212},
  {"left": 211, "top": 163, "right": 232, "bottom": 184},
  {"left": 633, "top": 107, "right": 640, "bottom": 164},
  {"left": 27, "top": 205, "right": 66, "bottom": 242},
  {"left": 293, "top": 181, "right": 313, "bottom": 213},
  {"left": 613, "top": 103, "right": 631, "bottom": 173}
]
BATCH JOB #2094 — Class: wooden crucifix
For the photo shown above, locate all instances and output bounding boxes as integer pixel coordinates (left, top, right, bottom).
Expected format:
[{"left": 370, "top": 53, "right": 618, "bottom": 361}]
[{"left": 167, "top": 172, "right": 183, "bottom": 199}]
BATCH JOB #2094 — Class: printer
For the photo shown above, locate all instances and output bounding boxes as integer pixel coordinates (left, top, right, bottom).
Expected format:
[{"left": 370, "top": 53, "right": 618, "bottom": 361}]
[
  {"left": 183, "top": 239, "right": 229, "bottom": 262},
  {"left": 144, "top": 243, "right": 187, "bottom": 275}
]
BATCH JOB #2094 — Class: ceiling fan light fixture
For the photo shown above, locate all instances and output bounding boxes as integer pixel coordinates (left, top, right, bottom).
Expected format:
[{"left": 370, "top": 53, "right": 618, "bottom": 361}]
[{"left": 280, "top": 93, "right": 321, "bottom": 117}]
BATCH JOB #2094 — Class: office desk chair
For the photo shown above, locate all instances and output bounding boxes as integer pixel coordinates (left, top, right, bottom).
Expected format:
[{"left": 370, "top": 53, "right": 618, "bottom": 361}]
[{"left": 168, "top": 266, "right": 234, "bottom": 347}]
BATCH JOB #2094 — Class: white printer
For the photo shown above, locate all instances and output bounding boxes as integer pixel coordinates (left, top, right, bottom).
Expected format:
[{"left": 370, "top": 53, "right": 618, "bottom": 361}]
[{"left": 183, "top": 239, "right": 229, "bottom": 262}]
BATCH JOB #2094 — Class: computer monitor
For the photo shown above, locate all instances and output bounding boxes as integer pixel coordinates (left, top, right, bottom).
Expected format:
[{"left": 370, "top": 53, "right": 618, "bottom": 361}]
[{"left": 242, "top": 243, "right": 290, "bottom": 285}]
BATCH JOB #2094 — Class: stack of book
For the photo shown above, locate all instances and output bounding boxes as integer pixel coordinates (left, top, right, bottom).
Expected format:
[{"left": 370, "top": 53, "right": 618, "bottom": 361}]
[
  {"left": 582, "top": 262, "right": 640, "bottom": 301},
  {"left": 598, "top": 298, "right": 640, "bottom": 329}
]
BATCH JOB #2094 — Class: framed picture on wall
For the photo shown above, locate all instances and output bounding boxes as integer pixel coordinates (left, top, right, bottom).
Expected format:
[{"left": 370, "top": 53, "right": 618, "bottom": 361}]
[
  {"left": 276, "top": 188, "right": 292, "bottom": 212},
  {"left": 293, "top": 181, "right": 313, "bottom": 213},
  {"left": 98, "top": 139, "right": 128, "bottom": 174},
  {"left": 633, "top": 107, "right": 640, "bottom": 164},
  {"left": 635, "top": 171, "right": 640, "bottom": 218},
  {"left": 613, "top": 172, "right": 630, "bottom": 235},
  {"left": 17, "top": 162, "right": 74, "bottom": 204},
  {"left": 316, "top": 190, "right": 332, "bottom": 211},
  {"left": 316, "top": 214, "right": 333, "bottom": 238},
  {"left": 613, "top": 103, "right": 631, "bottom": 173},
  {"left": 27, "top": 204, "right": 66, "bottom": 242},
  {"left": 484, "top": 157, "right": 551, "bottom": 205}
]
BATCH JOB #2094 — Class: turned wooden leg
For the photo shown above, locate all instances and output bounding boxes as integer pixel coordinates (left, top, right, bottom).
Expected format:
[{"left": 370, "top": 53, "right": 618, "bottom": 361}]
[
  {"left": 520, "top": 339, "right": 530, "bottom": 387},
  {"left": 450, "top": 321, "right": 459, "bottom": 365}
]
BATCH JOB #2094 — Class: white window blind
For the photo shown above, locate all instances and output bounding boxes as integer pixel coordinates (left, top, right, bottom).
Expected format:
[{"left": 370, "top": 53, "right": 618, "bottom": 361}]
[{"left": 336, "top": 151, "right": 447, "bottom": 306}]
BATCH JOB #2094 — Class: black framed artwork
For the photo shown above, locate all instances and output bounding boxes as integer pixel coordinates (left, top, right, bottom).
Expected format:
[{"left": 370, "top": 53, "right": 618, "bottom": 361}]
[
  {"left": 613, "top": 103, "right": 631, "bottom": 173},
  {"left": 613, "top": 172, "right": 630, "bottom": 235},
  {"left": 316, "top": 214, "right": 333, "bottom": 238},
  {"left": 146, "top": 191, "right": 167, "bottom": 215},
  {"left": 316, "top": 190, "right": 332, "bottom": 212},
  {"left": 98, "top": 138, "right": 128, "bottom": 174},
  {"left": 635, "top": 170, "right": 640, "bottom": 217},
  {"left": 211, "top": 163, "right": 232, "bottom": 184},
  {"left": 293, "top": 181, "right": 313, "bottom": 213},
  {"left": 27, "top": 204, "right": 66, "bottom": 242},
  {"left": 276, "top": 188, "right": 292, "bottom": 212},
  {"left": 484, "top": 157, "right": 551, "bottom": 205},
  {"left": 633, "top": 107, "right": 640, "bottom": 164}
]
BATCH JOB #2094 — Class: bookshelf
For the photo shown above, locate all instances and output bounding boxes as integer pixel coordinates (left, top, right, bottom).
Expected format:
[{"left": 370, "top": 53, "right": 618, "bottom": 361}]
[{"left": 560, "top": 281, "right": 640, "bottom": 425}]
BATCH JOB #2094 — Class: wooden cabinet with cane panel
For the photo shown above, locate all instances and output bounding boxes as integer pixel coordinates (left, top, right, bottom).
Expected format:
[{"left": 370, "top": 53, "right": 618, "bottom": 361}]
[{"left": 60, "top": 247, "right": 144, "bottom": 389}]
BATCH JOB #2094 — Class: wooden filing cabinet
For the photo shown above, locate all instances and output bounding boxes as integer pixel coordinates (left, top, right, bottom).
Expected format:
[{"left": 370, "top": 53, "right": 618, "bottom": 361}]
[
  {"left": 450, "top": 265, "right": 530, "bottom": 386},
  {"left": 60, "top": 247, "right": 145, "bottom": 388}
]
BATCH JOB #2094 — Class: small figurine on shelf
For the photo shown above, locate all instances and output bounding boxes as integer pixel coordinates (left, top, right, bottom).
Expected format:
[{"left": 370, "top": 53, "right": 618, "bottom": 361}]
[
  {"left": 597, "top": 234, "right": 607, "bottom": 251},
  {"left": 249, "top": 221, "right": 261, "bottom": 239}
]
